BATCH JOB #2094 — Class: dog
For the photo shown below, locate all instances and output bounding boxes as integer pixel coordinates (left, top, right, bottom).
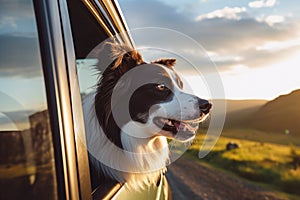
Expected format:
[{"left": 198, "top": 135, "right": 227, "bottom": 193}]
[{"left": 83, "top": 43, "right": 211, "bottom": 190}]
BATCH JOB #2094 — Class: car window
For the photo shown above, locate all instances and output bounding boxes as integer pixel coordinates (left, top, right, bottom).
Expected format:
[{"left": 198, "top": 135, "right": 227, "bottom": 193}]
[
  {"left": 0, "top": 0, "right": 58, "bottom": 199},
  {"left": 66, "top": 0, "right": 137, "bottom": 196}
]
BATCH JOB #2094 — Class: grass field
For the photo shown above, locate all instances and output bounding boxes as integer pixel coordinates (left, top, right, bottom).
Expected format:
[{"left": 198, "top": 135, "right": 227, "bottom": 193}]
[
  {"left": 221, "top": 128, "right": 300, "bottom": 146},
  {"left": 187, "top": 131, "right": 300, "bottom": 197}
]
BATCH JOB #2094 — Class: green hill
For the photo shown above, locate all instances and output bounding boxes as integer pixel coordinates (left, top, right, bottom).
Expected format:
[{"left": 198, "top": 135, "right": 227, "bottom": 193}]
[
  {"left": 223, "top": 89, "right": 300, "bottom": 137},
  {"left": 224, "top": 99, "right": 267, "bottom": 128},
  {"left": 249, "top": 89, "right": 300, "bottom": 136}
]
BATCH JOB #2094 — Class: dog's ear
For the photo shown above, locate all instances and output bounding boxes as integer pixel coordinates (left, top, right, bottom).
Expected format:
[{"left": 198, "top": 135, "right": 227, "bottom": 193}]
[
  {"left": 89, "top": 41, "right": 144, "bottom": 73},
  {"left": 152, "top": 58, "right": 176, "bottom": 69},
  {"left": 113, "top": 50, "right": 144, "bottom": 74},
  {"left": 109, "top": 43, "right": 144, "bottom": 74}
]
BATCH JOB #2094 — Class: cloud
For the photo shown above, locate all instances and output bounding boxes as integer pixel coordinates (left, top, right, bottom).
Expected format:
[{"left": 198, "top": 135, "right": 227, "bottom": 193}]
[
  {"left": 0, "top": 1, "right": 41, "bottom": 78},
  {"left": 217, "top": 44, "right": 299, "bottom": 70},
  {"left": 256, "top": 39, "right": 300, "bottom": 51},
  {"left": 0, "top": 16, "right": 17, "bottom": 29},
  {"left": 120, "top": 0, "right": 300, "bottom": 73},
  {"left": 195, "top": 7, "right": 247, "bottom": 21},
  {"left": 123, "top": 0, "right": 296, "bottom": 55},
  {"left": 256, "top": 14, "right": 286, "bottom": 27},
  {"left": 248, "top": 0, "right": 277, "bottom": 8},
  {"left": 121, "top": 0, "right": 190, "bottom": 29},
  {"left": 264, "top": 15, "right": 285, "bottom": 26},
  {"left": 191, "top": 17, "right": 299, "bottom": 53},
  {"left": 0, "top": 34, "right": 42, "bottom": 78},
  {"left": 0, "top": 0, "right": 35, "bottom": 34},
  {"left": 0, "top": 0, "right": 33, "bottom": 19}
]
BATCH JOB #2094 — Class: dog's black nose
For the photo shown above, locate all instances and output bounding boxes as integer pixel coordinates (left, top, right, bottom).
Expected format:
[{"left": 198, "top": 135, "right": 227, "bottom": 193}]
[{"left": 198, "top": 99, "right": 212, "bottom": 114}]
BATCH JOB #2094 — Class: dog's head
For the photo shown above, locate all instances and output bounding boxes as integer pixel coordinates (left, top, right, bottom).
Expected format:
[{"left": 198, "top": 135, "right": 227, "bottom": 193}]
[{"left": 95, "top": 43, "right": 211, "bottom": 148}]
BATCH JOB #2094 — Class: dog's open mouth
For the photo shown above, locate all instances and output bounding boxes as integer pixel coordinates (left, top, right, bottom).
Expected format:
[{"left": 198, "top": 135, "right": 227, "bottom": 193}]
[{"left": 153, "top": 116, "right": 205, "bottom": 142}]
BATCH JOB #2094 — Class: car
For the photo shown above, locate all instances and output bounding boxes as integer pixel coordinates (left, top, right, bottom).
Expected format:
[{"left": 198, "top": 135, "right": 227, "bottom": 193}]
[{"left": 0, "top": 0, "right": 170, "bottom": 199}]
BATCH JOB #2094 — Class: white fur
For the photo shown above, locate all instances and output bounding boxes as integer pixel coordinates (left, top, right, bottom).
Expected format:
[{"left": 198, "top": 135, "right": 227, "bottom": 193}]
[
  {"left": 150, "top": 67, "right": 202, "bottom": 122},
  {"left": 83, "top": 93, "right": 169, "bottom": 190}
]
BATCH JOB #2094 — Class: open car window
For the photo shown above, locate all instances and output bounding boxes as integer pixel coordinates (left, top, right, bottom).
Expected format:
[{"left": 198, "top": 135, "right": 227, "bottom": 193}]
[{"left": 66, "top": 0, "right": 130, "bottom": 197}]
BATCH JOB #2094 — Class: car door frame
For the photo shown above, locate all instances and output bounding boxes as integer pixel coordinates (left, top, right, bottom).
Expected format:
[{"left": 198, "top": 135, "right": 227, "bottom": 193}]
[
  {"left": 33, "top": 0, "right": 91, "bottom": 199},
  {"left": 33, "top": 0, "right": 134, "bottom": 199}
]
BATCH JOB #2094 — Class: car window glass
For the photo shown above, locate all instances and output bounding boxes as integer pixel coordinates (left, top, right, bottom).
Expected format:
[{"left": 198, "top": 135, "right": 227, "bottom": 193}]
[{"left": 0, "top": 0, "right": 58, "bottom": 199}]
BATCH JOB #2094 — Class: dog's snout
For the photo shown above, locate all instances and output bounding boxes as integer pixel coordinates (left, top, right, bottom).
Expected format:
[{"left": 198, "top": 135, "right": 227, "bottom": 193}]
[{"left": 198, "top": 99, "right": 212, "bottom": 114}]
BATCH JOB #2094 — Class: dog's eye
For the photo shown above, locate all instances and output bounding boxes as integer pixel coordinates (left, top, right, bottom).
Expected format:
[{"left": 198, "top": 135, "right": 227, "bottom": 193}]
[{"left": 156, "top": 84, "right": 168, "bottom": 91}]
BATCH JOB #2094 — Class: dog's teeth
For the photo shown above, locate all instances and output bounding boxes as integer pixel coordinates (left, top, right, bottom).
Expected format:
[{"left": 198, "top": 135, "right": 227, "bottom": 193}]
[
  {"left": 183, "top": 126, "right": 187, "bottom": 132},
  {"left": 161, "top": 118, "right": 173, "bottom": 126},
  {"left": 162, "top": 118, "right": 168, "bottom": 123}
]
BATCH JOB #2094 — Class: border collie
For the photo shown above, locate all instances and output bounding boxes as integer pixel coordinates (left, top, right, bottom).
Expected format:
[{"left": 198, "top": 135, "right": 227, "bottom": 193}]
[{"left": 83, "top": 43, "right": 211, "bottom": 190}]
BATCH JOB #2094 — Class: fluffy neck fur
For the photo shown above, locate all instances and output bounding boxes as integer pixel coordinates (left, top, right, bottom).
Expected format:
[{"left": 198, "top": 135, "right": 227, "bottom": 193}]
[{"left": 83, "top": 93, "right": 169, "bottom": 190}]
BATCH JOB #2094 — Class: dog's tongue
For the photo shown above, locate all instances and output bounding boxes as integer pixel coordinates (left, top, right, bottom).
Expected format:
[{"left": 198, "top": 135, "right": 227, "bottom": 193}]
[
  {"left": 173, "top": 121, "right": 198, "bottom": 142},
  {"left": 174, "top": 121, "right": 196, "bottom": 133},
  {"left": 174, "top": 121, "right": 181, "bottom": 131}
]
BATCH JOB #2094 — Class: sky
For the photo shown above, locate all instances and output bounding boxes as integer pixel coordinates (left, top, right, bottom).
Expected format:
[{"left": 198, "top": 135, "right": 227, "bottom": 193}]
[
  {"left": 0, "top": 0, "right": 47, "bottom": 130},
  {"left": 119, "top": 0, "right": 300, "bottom": 100}
]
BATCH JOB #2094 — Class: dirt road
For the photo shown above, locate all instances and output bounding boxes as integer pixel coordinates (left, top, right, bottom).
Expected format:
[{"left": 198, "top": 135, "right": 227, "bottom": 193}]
[{"left": 166, "top": 156, "right": 287, "bottom": 200}]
